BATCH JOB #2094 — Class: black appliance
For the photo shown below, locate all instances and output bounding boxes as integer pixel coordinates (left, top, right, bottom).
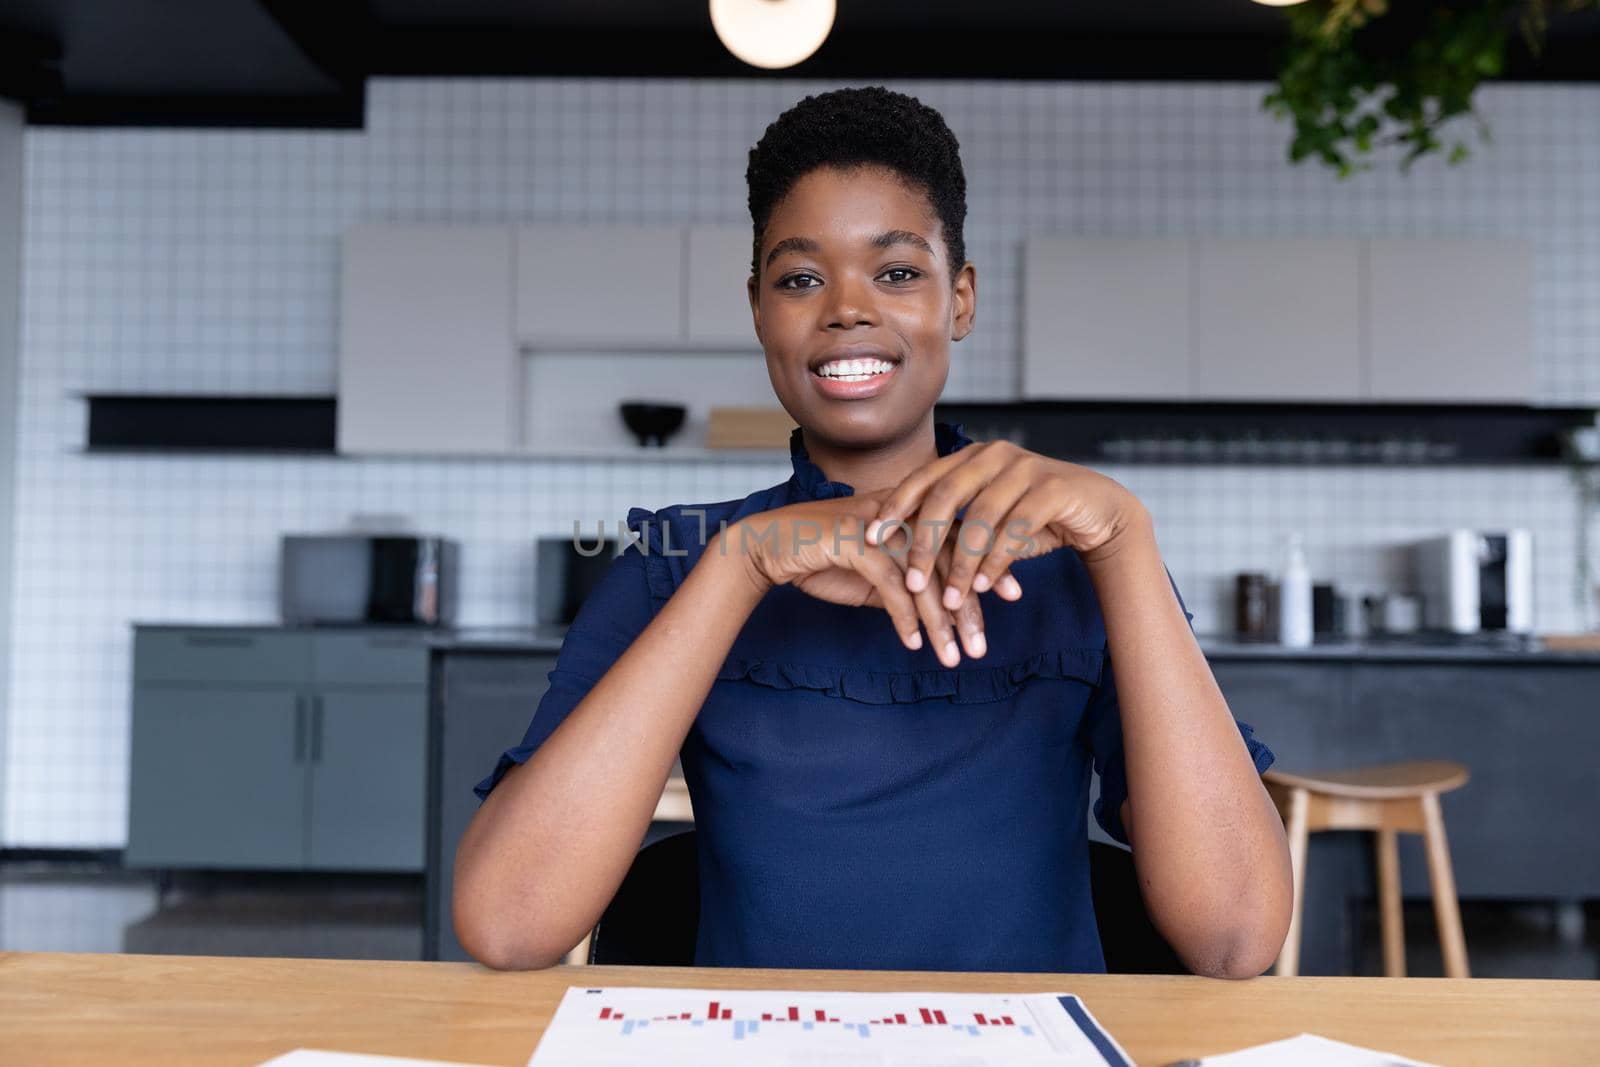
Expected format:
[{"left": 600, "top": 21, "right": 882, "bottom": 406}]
[
  {"left": 537, "top": 536, "right": 619, "bottom": 625},
  {"left": 280, "top": 534, "right": 458, "bottom": 626}
]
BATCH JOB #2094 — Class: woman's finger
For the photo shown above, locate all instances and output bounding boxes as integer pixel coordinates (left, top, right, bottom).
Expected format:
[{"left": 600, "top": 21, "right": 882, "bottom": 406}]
[
  {"left": 864, "top": 449, "right": 969, "bottom": 546},
  {"left": 892, "top": 443, "right": 1014, "bottom": 594},
  {"left": 933, "top": 537, "right": 987, "bottom": 659},
  {"left": 879, "top": 517, "right": 962, "bottom": 666},
  {"left": 970, "top": 494, "right": 1059, "bottom": 601},
  {"left": 935, "top": 465, "right": 1031, "bottom": 608},
  {"left": 853, "top": 543, "right": 928, "bottom": 652}
]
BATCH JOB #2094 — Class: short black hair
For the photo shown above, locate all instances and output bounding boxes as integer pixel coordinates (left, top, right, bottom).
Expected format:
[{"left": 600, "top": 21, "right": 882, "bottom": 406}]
[{"left": 746, "top": 86, "right": 967, "bottom": 281}]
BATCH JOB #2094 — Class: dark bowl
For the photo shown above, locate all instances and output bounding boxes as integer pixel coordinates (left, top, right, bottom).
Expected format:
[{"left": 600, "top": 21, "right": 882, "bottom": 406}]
[{"left": 618, "top": 402, "right": 687, "bottom": 448}]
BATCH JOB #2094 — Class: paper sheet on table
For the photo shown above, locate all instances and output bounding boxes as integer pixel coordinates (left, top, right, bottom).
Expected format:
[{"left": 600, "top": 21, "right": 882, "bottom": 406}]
[
  {"left": 1198, "top": 1033, "right": 1440, "bottom": 1066},
  {"left": 526, "top": 985, "right": 1134, "bottom": 1065},
  {"left": 258, "top": 1051, "right": 498, "bottom": 1067}
]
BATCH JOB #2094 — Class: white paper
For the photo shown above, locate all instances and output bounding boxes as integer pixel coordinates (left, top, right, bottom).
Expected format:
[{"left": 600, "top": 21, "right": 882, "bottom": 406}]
[
  {"left": 1199, "top": 1033, "right": 1440, "bottom": 1066},
  {"left": 257, "top": 1051, "right": 499, "bottom": 1067},
  {"left": 526, "top": 985, "right": 1133, "bottom": 1066}
]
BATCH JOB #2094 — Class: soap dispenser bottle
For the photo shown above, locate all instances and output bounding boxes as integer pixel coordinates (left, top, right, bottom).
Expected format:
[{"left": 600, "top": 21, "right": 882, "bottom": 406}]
[{"left": 1279, "top": 534, "right": 1314, "bottom": 649}]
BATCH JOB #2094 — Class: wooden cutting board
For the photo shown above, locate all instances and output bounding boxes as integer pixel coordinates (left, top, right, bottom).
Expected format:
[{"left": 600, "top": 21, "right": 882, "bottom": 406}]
[
  {"left": 1539, "top": 633, "right": 1600, "bottom": 651},
  {"left": 706, "top": 406, "right": 796, "bottom": 449}
]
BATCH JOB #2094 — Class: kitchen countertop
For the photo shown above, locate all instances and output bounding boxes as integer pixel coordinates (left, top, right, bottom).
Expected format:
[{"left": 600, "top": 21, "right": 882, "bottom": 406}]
[
  {"left": 1199, "top": 633, "right": 1600, "bottom": 663},
  {"left": 425, "top": 625, "right": 1600, "bottom": 663},
  {"left": 425, "top": 624, "right": 569, "bottom": 652}
]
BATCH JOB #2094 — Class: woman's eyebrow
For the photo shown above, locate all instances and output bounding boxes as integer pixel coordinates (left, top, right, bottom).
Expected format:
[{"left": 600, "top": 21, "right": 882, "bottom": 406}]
[
  {"left": 765, "top": 230, "right": 934, "bottom": 269},
  {"left": 870, "top": 229, "right": 935, "bottom": 256},
  {"left": 765, "top": 236, "right": 819, "bottom": 268}
]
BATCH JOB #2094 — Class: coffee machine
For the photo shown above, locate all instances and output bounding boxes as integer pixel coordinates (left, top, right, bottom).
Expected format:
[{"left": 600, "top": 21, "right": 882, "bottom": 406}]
[{"left": 1412, "top": 530, "right": 1533, "bottom": 635}]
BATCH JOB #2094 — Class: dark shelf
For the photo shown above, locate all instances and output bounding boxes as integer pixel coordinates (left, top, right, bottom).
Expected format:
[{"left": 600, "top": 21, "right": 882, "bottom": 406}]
[
  {"left": 77, "top": 394, "right": 1596, "bottom": 465},
  {"left": 85, "top": 394, "right": 337, "bottom": 454},
  {"left": 936, "top": 400, "right": 1598, "bottom": 466}
]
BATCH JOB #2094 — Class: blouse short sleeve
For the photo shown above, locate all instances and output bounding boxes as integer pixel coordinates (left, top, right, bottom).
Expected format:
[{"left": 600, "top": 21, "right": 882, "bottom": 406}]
[
  {"left": 1079, "top": 571, "right": 1275, "bottom": 845},
  {"left": 472, "top": 509, "right": 665, "bottom": 801}
]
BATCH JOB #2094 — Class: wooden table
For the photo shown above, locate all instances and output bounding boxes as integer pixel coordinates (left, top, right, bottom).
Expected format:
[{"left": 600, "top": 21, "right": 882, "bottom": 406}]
[{"left": 3, "top": 952, "right": 1595, "bottom": 1066}]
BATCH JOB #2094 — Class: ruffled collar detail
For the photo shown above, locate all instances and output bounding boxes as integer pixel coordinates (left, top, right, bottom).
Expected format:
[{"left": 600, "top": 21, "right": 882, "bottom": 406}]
[{"left": 787, "top": 421, "right": 974, "bottom": 502}]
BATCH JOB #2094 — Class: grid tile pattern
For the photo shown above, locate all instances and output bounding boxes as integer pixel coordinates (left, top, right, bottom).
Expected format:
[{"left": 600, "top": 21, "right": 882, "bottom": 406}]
[{"left": 6, "top": 79, "right": 1598, "bottom": 846}]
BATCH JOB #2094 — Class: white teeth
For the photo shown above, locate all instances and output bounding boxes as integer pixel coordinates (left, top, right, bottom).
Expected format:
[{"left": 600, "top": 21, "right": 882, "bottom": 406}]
[{"left": 817, "top": 358, "right": 895, "bottom": 380}]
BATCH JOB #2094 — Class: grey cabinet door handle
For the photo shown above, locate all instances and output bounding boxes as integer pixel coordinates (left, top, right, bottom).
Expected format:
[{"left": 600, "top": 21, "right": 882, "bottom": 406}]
[
  {"left": 294, "top": 695, "right": 308, "bottom": 763},
  {"left": 311, "top": 696, "right": 324, "bottom": 764}
]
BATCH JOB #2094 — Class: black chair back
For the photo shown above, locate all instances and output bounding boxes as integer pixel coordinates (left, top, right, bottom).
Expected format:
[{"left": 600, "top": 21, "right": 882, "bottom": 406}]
[
  {"left": 587, "top": 829, "right": 700, "bottom": 966},
  {"left": 588, "top": 830, "right": 1185, "bottom": 974}
]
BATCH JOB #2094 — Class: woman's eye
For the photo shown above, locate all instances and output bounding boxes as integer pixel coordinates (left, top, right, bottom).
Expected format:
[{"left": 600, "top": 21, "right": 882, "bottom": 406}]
[
  {"left": 777, "top": 273, "right": 820, "bottom": 290},
  {"left": 880, "top": 267, "right": 921, "bottom": 284}
]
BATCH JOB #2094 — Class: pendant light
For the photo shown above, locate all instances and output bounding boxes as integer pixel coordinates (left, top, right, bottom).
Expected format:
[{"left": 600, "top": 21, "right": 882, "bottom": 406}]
[{"left": 709, "top": 0, "right": 837, "bottom": 70}]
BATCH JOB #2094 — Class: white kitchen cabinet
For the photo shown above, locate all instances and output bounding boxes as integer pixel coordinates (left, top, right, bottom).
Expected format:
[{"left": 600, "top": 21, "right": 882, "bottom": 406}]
[
  {"left": 515, "top": 224, "right": 683, "bottom": 345},
  {"left": 1365, "top": 238, "right": 1533, "bottom": 402},
  {"left": 1021, "top": 237, "right": 1191, "bottom": 400},
  {"left": 1192, "top": 238, "right": 1363, "bottom": 401},
  {"left": 685, "top": 224, "right": 758, "bottom": 346},
  {"left": 338, "top": 225, "right": 515, "bottom": 455}
]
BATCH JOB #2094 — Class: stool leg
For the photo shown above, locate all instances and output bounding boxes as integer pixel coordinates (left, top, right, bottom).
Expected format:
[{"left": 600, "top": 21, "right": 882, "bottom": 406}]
[
  {"left": 1275, "top": 786, "right": 1310, "bottom": 977},
  {"left": 1420, "top": 792, "right": 1470, "bottom": 978},
  {"left": 1375, "top": 827, "right": 1406, "bottom": 977}
]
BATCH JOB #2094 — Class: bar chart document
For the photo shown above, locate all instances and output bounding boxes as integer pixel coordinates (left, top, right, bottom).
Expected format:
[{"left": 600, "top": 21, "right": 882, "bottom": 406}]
[{"left": 526, "top": 986, "right": 1134, "bottom": 1066}]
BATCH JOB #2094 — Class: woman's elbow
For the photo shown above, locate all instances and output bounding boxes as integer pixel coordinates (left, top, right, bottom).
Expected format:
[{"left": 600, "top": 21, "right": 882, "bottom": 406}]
[
  {"left": 1180, "top": 902, "right": 1291, "bottom": 980},
  {"left": 452, "top": 880, "right": 570, "bottom": 971},
  {"left": 1185, "top": 931, "right": 1283, "bottom": 980},
  {"left": 453, "top": 903, "right": 567, "bottom": 971}
]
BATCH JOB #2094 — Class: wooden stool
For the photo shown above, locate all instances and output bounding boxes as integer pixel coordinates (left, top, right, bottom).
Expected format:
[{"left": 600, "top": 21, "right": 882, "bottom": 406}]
[{"left": 1264, "top": 760, "right": 1471, "bottom": 978}]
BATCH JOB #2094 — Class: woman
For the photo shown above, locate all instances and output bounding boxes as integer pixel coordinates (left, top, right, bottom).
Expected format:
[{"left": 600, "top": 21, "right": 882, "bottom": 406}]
[{"left": 453, "top": 87, "right": 1293, "bottom": 977}]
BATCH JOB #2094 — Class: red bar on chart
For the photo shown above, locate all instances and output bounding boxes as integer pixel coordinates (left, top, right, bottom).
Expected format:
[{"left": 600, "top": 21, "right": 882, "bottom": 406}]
[
  {"left": 975, "top": 1013, "right": 988, "bottom": 1025},
  {"left": 920, "top": 1008, "right": 933, "bottom": 1024},
  {"left": 934, "top": 1010, "right": 947, "bottom": 1024},
  {"left": 598, "top": 1008, "right": 611, "bottom": 1020},
  {"left": 895, "top": 1013, "right": 907, "bottom": 1024},
  {"left": 761, "top": 1014, "right": 772, "bottom": 1021},
  {"left": 1003, "top": 1016, "right": 1015, "bottom": 1026},
  {"left": 722, "top": 1009, "right": 732, "bottom": 1020},
  {"left": 816, "top": 1010, "right": 827, "bottom": 1022},
  {"left": 788, "top": 1006, "right": 799, "bottom": 1021},
  {"left": 828, "top": 1017, "right": 838, "bottom": 1023},
  {"left": 707, "top": 1001, "right": 719, "bottom": 1020}
]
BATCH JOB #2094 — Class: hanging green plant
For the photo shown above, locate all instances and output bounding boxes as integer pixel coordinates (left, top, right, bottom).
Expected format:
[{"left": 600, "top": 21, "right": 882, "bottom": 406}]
[{"left": 1263, "top": 0, "right": 1596, "bottom": 176}]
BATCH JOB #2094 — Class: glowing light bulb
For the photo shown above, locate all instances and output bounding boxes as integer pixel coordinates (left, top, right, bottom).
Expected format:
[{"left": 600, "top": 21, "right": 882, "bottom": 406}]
[{"left": 709, "top": 0, "right": 837, "bottom": 70}]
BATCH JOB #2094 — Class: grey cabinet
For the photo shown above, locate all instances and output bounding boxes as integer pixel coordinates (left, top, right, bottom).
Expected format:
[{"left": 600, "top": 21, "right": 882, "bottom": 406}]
[
  {"left": 1192, "top": 238, "right": 1363, "bottom": 401},
  {"left": 1365, "top": 239, "right": 1533, "bottom": 402},
  {"left": 1213, "top": 657, "right": 1600, "bottom": 898},
  {"left": 1022, "top": 237, "right": 1191, "bottom": 400},
  {"left": 126, "top": 688, "right": 309, "bottom": 868},
  {"left": 1210, "top": 655, "right": 1600, "bottom": 974},
  {"left": 127, "top": 627, "right": 429, "bottom": 872},
  {"left": 426, "top": 650, "right": 558, "bottom": 961},
  {"left": 685, "top": 225, "right": 757, "bottom": 346},
  {"left": 515, "top": 224, "right": 683, "bottom": 345},
  {"left": 337, "top": 225, "right": 516, "bottom": 456},
  {"left": 308, "top": 690, "right": 428, "bottom": 870}
]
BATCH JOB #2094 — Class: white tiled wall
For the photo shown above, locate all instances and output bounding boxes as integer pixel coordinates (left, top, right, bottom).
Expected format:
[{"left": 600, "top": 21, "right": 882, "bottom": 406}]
[{"left": 6, "top": 79, "right": 1598, "bottom": 847}]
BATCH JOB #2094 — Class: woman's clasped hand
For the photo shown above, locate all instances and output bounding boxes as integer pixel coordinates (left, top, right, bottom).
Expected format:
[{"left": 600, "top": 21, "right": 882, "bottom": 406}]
[{"left": 726, "top": 439, "right": 1149, "bottom": 669}]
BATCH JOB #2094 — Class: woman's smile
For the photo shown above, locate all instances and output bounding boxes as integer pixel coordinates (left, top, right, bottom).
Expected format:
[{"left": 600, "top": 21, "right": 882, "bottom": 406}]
[{"left": 809, "top": 344, "right": 903, "bottom": 400}]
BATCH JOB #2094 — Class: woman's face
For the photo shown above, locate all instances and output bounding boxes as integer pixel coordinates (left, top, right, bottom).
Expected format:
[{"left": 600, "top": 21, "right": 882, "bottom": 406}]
[{"left": 747, "top": 164, "right": 976, "bottom": 450}]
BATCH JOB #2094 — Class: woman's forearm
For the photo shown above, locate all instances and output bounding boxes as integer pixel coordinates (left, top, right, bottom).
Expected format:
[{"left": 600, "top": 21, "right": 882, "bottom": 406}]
[
  {"left": 452, "top": 534, "right": 769, "bottom": 969},
  {"left": 1083, "top": 509, "right": 1293, "bottom": 979}
]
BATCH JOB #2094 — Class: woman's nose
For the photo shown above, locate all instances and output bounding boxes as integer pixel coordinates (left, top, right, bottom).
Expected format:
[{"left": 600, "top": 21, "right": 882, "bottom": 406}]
[{"left": 824, "top": 274, "right": 876, "bottom": 330}]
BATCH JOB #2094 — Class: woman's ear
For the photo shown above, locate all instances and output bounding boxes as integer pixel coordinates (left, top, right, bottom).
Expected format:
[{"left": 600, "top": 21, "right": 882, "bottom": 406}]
[
  {"left": 951, "top": 261, "right": 977, "bottom": 342},
  {"left": 746, "top": 273, "right": 763, "bottom": 341}
]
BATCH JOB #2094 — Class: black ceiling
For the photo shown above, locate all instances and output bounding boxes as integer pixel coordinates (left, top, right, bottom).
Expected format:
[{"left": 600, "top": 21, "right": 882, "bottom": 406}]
[{"left": 2, "top": 0, "right": 1596, "bottom": 128}]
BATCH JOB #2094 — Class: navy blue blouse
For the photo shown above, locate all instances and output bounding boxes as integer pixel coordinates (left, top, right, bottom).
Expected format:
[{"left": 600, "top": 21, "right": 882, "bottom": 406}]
[{"left": 476, "top": 422, "right": 1274, "bottom": 973}]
